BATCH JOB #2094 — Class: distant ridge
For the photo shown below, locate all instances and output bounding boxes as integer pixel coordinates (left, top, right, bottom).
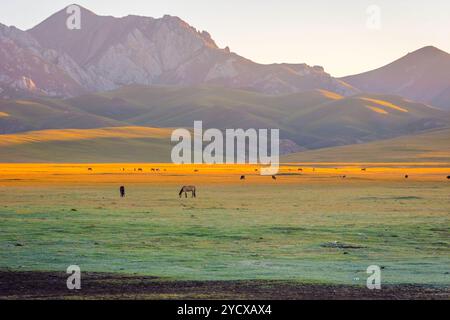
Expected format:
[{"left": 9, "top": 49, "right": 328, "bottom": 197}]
[{"left": 342, "top": 46, "right": 450, "bottom": 110}]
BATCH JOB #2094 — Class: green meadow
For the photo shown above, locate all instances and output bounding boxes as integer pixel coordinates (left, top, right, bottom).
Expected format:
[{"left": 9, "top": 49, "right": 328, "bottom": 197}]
[{"left": 0, "top": 181, "right": 449, "bottom": 286}]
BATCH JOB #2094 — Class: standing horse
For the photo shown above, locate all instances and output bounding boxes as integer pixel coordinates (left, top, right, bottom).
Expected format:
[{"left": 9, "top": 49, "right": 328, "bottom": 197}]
[{"left": 179, "top": 186, "right": 196, "bottom": 198}]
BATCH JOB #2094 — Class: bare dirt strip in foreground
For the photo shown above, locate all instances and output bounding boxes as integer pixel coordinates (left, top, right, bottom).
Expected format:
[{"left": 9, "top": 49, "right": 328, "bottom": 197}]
[{"left": 0, "top": 271, "right": 448, "bottom": 300}]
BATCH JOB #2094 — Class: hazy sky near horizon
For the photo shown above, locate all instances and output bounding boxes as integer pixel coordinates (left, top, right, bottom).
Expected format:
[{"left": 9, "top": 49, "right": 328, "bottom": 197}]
[{"left": 1, "top": 0, "right": 449, "bottom": 76}]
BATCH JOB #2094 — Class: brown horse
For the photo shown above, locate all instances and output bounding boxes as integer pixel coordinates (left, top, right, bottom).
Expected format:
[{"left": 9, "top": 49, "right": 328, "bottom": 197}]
[{"left": 179, "top": 186, "right": 196, "bottom": 198}]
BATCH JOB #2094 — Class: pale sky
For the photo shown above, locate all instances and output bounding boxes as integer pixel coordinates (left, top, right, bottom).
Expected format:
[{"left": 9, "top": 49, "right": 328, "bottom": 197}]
[{"left": 1, "top": 0, "right": 449, "bottom": 76}]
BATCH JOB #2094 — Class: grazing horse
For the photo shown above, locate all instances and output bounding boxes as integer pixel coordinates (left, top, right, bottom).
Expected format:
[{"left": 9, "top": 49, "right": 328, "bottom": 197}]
[
  {"left": 240, "top": 175, "right": 246, "bottom": 180},
  {"left": 179, "top": 186, "right": 196, "bottom": 198},
  {"left": 120, "top": 186, "right": 125, "bottom": 198}
]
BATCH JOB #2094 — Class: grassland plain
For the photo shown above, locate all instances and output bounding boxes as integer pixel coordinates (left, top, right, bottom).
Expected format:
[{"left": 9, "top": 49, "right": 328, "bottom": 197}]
[{"left": 0, "top": 164, "right": 449, "bottom": 297}]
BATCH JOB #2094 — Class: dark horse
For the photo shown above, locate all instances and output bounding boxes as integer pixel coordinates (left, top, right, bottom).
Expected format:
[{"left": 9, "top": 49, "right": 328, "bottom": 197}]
[
  {"left": 120, "top": 186, "right": 125, "bottom": 198},
  {"left": 179, "top": 186, "right": 196, "bottom": 198}
]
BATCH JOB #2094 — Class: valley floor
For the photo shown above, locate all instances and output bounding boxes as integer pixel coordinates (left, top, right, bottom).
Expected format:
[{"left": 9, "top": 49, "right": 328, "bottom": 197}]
[{"left": 0, "top": 164, "right": 449, "bottom": 299}]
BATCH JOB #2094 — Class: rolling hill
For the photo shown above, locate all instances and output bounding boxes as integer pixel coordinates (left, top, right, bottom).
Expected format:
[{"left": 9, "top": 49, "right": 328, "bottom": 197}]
[
  {"left": 285, "top": 93, "right": 450, "bottom": 149},
  {"left": 79, "top": 86, "right": 450, "bottom": 149},
  {"left": 0, "top": 98, "right": 125, "bottom": 134},
  {"left": 1, "top": 86, "right": 449, "bottom": 152},
  {"left": 0, "top": 126, "right": 174, "bottom": 163},
  {"left": 2, "top": 85, "right": 338, "bottom": 137},
  {"left": 3, "top": 125, "right": 449, "bottom": 164},
  {"left": 283, "top": 127, "right": 450, "bottom": 163}
]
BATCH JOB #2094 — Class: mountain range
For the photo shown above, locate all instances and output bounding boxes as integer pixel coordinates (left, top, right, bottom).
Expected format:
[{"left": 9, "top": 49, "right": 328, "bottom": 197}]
[
  {"left": 0, "top": 4, "right": 449, "bottom": 162},
  {"left": 0, "top": 5, "right": 357, "bottom": 98}
]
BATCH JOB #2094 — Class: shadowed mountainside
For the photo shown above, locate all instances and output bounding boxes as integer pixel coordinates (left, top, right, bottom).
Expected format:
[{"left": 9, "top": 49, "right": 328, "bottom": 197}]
[{"left": 342, "top": 46, "right": 450, "bottom": 110}]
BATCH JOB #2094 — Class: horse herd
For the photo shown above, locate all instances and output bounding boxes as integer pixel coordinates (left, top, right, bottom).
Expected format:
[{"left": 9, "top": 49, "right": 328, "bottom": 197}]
[{"left": 88, "top": 167, "right": 450, "bottom": 199}]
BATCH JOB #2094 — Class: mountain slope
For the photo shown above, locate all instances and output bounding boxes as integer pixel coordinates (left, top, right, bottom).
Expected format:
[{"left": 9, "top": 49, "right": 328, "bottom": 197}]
[
  {"left": 431, "top": 86, "right": 450, "bottom": 109},
  {"left": 67, "top": 86, "right": 352, "bottom": 136},
  {"left": 68, "top": 86, "right": 450, "bottom": 149},
  {"left": 283, "top": 127, "right": 450, "bottom": 163},
  {"left": 342, "top": 46, "right": 450, "bottom": 110},
  {"left": 0, "top": 23, "right": 86, "bottom": 98},
  {"left": 26, "top": 5, "right": 357, "bottom": 96},
  {"left": 285, "top": 93, "right": 450, "bottom": 148},
  {"left": 0, "top": 86, "right": 341, "bottom": 138},
  {"left": 1, "top": 85, "right": 449, "bottom": 152}
]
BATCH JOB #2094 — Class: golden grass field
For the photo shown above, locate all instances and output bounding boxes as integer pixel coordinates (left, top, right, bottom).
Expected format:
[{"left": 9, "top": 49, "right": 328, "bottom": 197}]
[
  {"left": 0, "top": 163, "right": 449, "bottom": 185},
  {"left": 0, "top": 163, "right": 449, "bottom": 299}
]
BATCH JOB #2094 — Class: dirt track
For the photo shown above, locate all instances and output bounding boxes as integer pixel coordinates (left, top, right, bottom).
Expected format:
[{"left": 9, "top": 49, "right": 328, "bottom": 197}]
[{"left": 0, "top": 271, "right": 448, "bottom": 300}]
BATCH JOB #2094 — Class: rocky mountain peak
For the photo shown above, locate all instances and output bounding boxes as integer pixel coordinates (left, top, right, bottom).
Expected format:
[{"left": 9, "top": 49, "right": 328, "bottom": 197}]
[{"left": 1, "top": 4, "right": 359, "bottom": 98}]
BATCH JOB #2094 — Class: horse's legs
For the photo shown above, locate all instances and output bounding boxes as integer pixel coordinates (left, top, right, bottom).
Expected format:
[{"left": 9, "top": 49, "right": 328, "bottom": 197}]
[{"left": 185, "top": 192, "right": 188, "bottom": 198}]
